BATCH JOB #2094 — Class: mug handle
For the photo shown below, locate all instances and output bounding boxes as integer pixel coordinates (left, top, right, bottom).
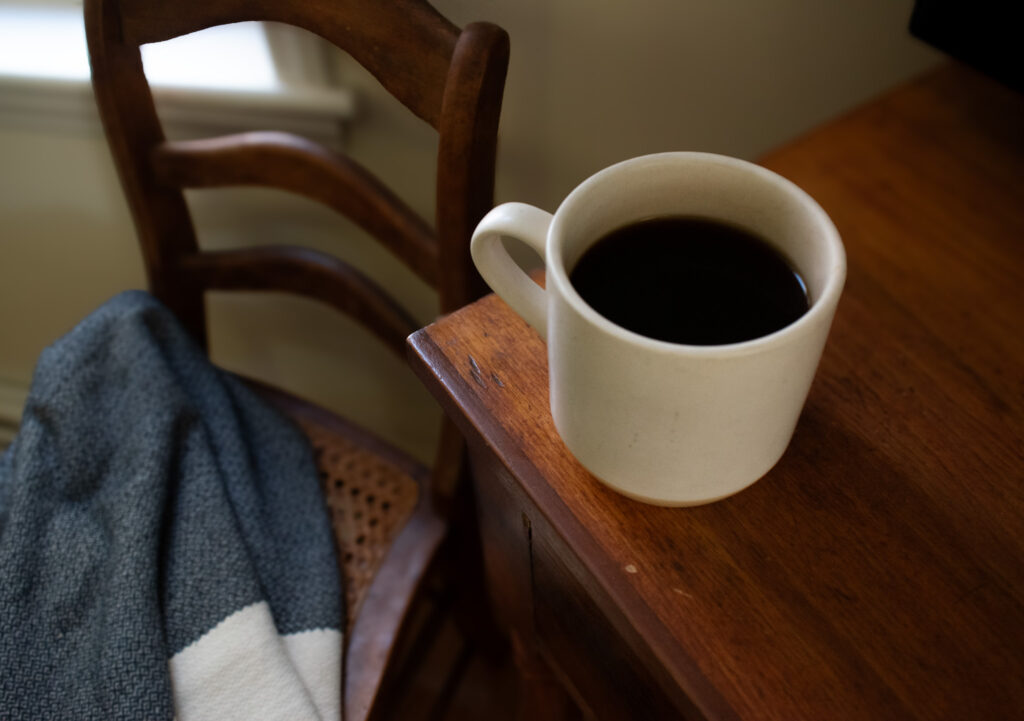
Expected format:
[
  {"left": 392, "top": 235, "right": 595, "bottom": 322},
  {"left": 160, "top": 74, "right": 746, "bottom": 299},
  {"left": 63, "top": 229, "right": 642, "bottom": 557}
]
[{"left": 470, "top": 202, "right": 553, "bottom": 339}]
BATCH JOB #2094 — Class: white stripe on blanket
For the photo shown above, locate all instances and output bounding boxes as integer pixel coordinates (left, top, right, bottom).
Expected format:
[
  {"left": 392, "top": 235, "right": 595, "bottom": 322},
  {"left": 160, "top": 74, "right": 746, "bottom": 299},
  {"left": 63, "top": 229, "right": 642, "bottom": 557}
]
[{"left": 170, "top": 602, "right": 341, "bottom": 721}]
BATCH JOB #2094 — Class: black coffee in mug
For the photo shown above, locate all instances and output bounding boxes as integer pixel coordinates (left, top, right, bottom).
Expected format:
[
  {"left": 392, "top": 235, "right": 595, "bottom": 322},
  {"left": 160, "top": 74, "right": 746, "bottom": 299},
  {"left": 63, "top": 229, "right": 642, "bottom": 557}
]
[{"left": 569, "top": 216, "right": 809, "bottom": 345}]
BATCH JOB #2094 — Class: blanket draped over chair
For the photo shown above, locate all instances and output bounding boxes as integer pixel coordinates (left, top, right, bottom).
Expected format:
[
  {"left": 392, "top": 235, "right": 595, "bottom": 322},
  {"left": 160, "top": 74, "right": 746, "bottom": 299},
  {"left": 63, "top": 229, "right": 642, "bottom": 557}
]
[{"left": 0, "top": 291, "right": 343, "bottom": 721}]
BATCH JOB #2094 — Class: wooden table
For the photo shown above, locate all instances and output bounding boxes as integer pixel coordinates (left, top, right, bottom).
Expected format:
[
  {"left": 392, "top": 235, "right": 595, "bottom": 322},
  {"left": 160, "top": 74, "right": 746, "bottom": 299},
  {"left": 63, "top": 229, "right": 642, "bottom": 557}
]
[{"left": 407, "top": 63, "right": 1024, "bottom": 720}]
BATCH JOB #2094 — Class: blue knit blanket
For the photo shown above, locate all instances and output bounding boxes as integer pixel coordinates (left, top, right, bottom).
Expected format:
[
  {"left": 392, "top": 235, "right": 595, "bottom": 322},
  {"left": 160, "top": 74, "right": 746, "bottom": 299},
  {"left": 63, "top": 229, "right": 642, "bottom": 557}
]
[{"left": 0, "top": 291, "right": 343, "bottom": 720}]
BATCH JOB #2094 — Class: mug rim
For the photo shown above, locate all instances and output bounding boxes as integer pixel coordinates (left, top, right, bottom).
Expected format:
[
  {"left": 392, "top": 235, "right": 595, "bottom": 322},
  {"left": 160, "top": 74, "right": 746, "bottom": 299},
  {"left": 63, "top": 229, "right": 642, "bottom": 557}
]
[{"left": 546, "top": 151, "right": 847, "bottom": 357}]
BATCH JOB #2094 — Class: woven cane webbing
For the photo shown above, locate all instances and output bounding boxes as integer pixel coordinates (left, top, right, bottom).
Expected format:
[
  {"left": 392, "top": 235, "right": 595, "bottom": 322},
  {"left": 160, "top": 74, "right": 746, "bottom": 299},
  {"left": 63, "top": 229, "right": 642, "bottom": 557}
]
[{"left": 300, "top": 422, "right": 420, "bottom": 631}]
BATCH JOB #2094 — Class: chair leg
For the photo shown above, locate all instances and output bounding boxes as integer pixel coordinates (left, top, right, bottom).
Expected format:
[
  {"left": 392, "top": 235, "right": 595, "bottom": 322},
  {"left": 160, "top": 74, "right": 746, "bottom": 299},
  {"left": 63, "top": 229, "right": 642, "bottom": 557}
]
[
  {"left": 433, "top": 453, "right": 509, "bottom": 665},
  {"left": 448, "top": 485, "right": 510, "bottom": 665}
]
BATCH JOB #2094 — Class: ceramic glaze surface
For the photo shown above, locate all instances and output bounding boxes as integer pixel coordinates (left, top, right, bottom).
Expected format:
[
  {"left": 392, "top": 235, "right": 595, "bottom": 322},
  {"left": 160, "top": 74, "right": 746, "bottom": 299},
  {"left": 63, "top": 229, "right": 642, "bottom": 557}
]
[{"left": 472, "top": 153, "right": 845, "bottom": 505}]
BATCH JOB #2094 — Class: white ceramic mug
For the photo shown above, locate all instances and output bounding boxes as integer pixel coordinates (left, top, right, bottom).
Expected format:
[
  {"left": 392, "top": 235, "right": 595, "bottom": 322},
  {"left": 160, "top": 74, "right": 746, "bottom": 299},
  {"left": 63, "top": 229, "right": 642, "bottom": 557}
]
[{"left": 471, "top": 152, "right": 845, "bottom": 505}]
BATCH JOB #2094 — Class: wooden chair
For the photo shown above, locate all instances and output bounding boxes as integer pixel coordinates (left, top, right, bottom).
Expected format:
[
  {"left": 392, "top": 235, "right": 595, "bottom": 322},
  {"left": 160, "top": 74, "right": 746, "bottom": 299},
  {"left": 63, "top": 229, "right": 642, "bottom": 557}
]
[{"left": 84, "top": 1, "right": 509, "bottom": 718}]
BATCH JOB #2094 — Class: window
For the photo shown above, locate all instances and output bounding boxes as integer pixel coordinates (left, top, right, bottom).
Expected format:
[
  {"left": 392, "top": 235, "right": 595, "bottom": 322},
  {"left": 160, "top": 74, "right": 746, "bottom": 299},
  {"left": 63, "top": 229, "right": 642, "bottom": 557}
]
[{"left": 0, "top": 1, "right": 354, "bottom": 139}]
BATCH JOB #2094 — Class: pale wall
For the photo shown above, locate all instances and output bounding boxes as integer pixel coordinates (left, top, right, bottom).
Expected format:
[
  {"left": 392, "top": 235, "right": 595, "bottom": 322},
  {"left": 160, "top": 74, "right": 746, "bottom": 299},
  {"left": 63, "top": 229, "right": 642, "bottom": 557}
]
[{"left": 0, "top": 0, "right": 940, "bottom": 460}]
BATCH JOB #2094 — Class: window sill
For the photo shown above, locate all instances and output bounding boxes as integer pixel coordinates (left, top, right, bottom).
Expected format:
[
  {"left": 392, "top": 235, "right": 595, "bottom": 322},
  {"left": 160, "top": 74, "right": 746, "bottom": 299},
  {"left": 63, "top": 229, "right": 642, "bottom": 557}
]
[{"left": 0, "top": 72, "right": 356, "bottom": 142}]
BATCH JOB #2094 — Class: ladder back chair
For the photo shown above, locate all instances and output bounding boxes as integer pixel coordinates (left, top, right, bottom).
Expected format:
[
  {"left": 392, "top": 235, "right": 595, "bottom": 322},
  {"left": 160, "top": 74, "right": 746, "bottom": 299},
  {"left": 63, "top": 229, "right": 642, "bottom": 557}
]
[{"left": 84, "top": 0, "right": 509, "bottom": 718}]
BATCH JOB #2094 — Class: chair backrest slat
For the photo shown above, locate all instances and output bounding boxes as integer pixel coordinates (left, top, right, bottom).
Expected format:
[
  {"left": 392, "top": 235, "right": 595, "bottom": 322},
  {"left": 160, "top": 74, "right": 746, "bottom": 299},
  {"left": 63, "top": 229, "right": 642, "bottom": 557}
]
[
  {"left": 153, "top": 133, "right": 440, "bottom": 286},
  {"left": 179, "top": 247, "right": 419, "bottom": 356},
  {"left": 116, "top": 0, "right": 458, "bottom": 127}
]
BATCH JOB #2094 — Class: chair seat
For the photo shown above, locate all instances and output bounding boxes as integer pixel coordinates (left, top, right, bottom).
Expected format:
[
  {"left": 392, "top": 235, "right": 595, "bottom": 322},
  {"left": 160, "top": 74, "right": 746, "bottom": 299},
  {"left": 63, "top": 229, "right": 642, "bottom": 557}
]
[
  {"left": 245, "top": 379, "right": 431, "bottom": 632},
  {"left": 303, "top": 420, "right": 421, "bottom": 629}
]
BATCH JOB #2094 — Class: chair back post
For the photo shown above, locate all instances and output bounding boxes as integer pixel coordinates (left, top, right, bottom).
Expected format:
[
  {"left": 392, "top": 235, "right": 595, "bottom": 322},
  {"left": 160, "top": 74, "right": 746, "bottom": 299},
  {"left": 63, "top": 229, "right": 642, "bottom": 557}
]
[
  {"left": 430, "top": 22, "right": 510, "bottom": 512},
  {"left": 436, "top": 22, "right": 510, "bottom": 314},
  {"left": 85, "top": 0, "right": 208, "bottom": 346}
]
